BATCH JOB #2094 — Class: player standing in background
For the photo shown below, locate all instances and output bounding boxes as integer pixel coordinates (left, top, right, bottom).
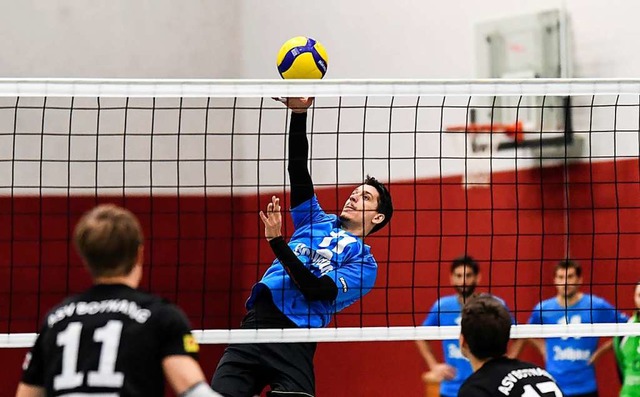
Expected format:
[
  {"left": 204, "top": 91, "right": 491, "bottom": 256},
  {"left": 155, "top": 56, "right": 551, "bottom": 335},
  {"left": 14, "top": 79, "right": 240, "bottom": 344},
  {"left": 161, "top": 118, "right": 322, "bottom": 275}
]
[
  {"left": 458, "top": 295, "right": 563, "bottom": 397},
  {"left": 613, "top": 281, "right": 640, "bottom": 397},
  {"left": 15, "top": 204, "right": 220, "bottom": 397},
  {"left": 416, "top": 255, "right": 517, "bottom": 397},
  {"left": 211, "top": 97, "right": 393, "bottom": 397},
  {"left": 523, "top": 260, "right": 628, "bottom": 397}
]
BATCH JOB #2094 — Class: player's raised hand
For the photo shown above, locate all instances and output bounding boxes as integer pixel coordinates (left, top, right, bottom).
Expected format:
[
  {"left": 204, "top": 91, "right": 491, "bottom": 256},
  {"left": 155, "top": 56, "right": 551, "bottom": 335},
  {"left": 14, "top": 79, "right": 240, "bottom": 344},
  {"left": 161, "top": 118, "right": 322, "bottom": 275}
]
[
  {"left": 423, "top": 363, "right": 456, "bottom": 382},
  {"left": 273, "top": 97, "right": 314, "bottom": 113},
  {"left": 259, "top": 196, "right": 283, "bottom": 241}
]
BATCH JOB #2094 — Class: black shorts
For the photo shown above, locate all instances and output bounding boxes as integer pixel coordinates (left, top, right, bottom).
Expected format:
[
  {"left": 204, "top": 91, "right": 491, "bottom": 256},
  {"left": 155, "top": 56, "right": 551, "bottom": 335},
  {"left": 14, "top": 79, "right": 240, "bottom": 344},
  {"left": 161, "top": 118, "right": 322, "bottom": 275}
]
[
  {"left": 211, "top": 341, "right": 317, "bottom": 397},
  {"left": 211, "top": 289, "right": 317, "bottom": 397}
]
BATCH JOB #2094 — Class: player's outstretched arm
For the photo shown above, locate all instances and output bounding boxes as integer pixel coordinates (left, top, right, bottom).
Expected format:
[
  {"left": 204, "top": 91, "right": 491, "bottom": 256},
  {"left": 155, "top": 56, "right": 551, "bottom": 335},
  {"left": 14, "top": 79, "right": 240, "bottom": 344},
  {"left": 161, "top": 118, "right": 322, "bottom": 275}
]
[
  {"left": 275, "top": 97, "right": 315, "bottom": 208},
  {"left": 163, "top": 355, "right": 221, "bottom": 397},
  {"left": 15, "top": 383, "right": 44, "bottom": 397},
  {"left": 260, "top": 195, "right": 338, "bottom": 301}
]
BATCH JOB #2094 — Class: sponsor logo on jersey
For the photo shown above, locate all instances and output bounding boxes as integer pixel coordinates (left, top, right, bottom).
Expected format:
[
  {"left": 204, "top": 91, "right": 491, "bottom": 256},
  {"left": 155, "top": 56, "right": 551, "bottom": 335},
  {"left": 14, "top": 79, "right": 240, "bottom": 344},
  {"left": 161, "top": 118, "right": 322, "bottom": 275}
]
[
  {"left": 497, "top": 367, "right": 555, "bottom": 395},
  {"left": 552, "top": 345, "right": 591, "bottom": 361},
  {"left": 293, "top": 229, "right": 358, "bottom": 275},
  {"left": 183, "top": 334, "right": 199, "bottom": 353},
  {"left": 47, "top": 299, "right": 152, "bottom": 327},
  {"left": 339, "top": 277, "right": 348, "bottom": 293},
  {"left": 294, "top": 243, "right": 334, "bottom": 274}
]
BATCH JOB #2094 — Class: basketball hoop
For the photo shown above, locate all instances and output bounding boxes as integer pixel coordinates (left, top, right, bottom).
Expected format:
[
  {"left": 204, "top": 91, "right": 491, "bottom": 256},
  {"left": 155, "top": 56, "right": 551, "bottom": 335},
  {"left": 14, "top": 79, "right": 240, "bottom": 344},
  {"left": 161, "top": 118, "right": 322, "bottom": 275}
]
[
  {"left": 445, "top": 121, "right": 524, "bottom": 189},
  {"left": 446, "top": 121, "right": 524, "bottom": 143}
]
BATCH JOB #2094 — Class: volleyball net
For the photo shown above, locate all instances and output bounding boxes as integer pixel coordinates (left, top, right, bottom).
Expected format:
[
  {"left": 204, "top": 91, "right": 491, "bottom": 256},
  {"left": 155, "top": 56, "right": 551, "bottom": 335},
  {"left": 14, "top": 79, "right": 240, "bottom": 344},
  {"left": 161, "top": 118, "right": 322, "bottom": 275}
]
[{"left": 1, "top": 79, "right": 639, "bottom": 347}]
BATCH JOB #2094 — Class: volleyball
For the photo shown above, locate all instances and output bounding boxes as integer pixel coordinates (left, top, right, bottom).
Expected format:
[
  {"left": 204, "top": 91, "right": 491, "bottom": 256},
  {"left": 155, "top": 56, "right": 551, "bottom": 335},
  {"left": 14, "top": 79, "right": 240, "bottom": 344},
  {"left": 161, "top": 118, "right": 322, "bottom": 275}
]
[{"left": 276, "top": 36, "right": 328, "bottom": 79}]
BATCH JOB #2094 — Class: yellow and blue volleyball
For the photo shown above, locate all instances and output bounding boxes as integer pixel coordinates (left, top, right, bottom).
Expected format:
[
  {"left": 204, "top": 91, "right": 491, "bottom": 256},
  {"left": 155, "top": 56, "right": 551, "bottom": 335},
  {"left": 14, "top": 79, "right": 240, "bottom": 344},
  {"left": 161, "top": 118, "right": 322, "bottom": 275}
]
[{"left": 277, "top": 36, "right": 328, "bottom": 79}]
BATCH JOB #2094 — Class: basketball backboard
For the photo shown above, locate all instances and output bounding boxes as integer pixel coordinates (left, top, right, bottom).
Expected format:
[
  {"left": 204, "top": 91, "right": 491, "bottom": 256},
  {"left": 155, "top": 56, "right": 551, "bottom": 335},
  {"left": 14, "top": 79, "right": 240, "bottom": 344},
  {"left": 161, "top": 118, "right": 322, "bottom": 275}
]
[{"left": 472, "top": 9, "right": 573, "bottom": 152}]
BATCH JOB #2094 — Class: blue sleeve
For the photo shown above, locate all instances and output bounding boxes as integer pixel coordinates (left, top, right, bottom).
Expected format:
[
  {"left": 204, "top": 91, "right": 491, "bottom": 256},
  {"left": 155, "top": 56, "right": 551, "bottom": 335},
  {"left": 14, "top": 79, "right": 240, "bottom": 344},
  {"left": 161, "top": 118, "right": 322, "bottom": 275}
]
[
  {"left": 595, "top": 298, "right": 629, "bottom": 323},
  {"left": 325, "top": 254, "right": 377, "bottom": 307},
  {"left": 422, "top": 301, "right": 441, "bottom": 326},
  {"left": 290, "top": 195, "right": 335, "bottom": 230},
  {"left": 528, "top": 303, "right": 542, "bottom": 325}
]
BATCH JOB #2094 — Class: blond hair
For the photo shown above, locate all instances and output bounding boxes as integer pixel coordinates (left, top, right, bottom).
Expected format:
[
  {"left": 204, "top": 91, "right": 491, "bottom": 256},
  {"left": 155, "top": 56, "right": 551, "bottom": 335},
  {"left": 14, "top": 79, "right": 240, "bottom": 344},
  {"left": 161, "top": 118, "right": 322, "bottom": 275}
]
[{"left": 74, "top": 204, "right": 143, "bottom": 278}]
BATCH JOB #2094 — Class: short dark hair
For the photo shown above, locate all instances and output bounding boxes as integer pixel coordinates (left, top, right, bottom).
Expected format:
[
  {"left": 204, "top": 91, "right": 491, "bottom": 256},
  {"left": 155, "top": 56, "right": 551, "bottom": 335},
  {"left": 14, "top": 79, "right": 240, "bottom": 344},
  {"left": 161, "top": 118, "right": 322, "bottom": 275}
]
[
  {"left": 461, "top": 295, "right": 511, "bottom": 360},
  {"left": 451, "top": 255, "right": 479, "bottom": 275},
  {"left": 555, "top": 259, "right": 582, "bottom": 277},
  {"left": 365, "top": 175, "right": 393, "bottom": 235},
  {"left": 74, "top": 204, "right": 143, "bottom": 278}
]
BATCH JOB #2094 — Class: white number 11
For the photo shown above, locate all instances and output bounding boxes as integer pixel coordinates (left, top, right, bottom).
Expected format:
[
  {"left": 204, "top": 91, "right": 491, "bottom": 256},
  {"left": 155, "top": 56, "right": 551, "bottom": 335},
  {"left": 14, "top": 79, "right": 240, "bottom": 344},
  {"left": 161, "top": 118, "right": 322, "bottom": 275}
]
[{"left": 53, "top": 320, "right": 125, "bottom": 391}]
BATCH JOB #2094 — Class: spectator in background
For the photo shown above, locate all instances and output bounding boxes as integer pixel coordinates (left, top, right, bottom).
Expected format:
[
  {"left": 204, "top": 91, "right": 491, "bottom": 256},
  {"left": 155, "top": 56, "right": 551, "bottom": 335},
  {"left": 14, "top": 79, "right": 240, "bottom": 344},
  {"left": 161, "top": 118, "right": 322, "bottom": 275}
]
[
  {"left": 415, "top": 255, "right": 517, "bottom": 397},
  {"left": 457, "top": 295, "right": 562, "bottom": 397},
  {"left": 522, "top": 259, "right": 628, "bottom": 397}
]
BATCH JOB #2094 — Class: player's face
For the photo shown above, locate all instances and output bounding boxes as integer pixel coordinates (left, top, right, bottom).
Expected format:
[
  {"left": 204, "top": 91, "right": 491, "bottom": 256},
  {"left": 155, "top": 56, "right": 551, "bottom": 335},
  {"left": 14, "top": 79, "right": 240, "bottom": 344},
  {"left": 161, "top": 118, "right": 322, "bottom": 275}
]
[
  {"left": 450, "top": 265, "right": 479, "bottom": 298},
  {"left": 340, "top": 184, "right": 381, "bottom": 229},
  {"left": 554, "top": 267, "right": 582, "bottom": 299},
  {"left": 634, "top": 284, "right": 640, "bottom": 310}
]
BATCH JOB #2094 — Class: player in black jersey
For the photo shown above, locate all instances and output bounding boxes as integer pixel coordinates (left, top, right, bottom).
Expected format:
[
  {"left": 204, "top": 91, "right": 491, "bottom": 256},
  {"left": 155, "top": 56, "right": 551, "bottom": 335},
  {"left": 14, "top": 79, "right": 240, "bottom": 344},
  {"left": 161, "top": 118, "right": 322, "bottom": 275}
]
[
  {"left": 15, "top": 204, "right": 220, "bottom": 397},
  {"left": 458, "top": 295, "right": 563, "bottom": 397}
]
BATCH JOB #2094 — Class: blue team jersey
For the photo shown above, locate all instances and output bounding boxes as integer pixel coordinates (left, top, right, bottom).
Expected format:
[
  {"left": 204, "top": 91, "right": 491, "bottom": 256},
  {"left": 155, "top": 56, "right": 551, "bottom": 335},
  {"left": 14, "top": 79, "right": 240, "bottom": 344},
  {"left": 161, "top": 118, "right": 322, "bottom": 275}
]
[
  {"left": 422, "top": 295, "right": 471, "bottom": 397},
  {"left": 421, "top": 294, "right": 510, "bottom": 397},
  {"left": 528, "top": 294, "right": 628, "bottom": 395},
  {"left": 247, "top": 195, "right": 377, "bottom": 328}
]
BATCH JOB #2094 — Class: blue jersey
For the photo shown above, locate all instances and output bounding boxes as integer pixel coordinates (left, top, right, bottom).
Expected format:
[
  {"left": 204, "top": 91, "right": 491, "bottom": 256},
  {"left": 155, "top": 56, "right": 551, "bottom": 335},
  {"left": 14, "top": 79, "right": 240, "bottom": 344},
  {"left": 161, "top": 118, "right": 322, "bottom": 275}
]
[
  {"left": 421, "top": 294, "right": 511, "bottom": 397},
  {"left": 247, "top": 195, "right": 377, "bottom": 328},
  {"left": 422, "top": 295, "right": 471, "bottom": 397},
  {"left": 528, "top": 294, "right": 628, "bottom": 395}
]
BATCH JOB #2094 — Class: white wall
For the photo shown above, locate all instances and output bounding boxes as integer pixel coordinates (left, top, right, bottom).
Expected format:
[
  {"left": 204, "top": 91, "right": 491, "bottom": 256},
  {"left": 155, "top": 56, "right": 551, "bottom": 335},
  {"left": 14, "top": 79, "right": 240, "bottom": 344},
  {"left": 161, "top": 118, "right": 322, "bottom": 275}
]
[
  {"left": 0, "top": 0, "right": 240, "bottom": 78},
  {"left": 239, "top": 0, "right": 640, "bottom": 79},
  {"left": 3, "top": 1, "right": 640, "bottom": 79}
]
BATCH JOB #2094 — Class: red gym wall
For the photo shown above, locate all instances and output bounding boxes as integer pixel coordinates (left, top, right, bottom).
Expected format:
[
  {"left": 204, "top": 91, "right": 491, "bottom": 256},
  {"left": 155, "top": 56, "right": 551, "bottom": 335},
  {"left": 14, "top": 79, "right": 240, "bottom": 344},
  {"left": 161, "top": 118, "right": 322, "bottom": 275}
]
[{"left": 1, "top": 159, "right": 638, "bottom": 396}]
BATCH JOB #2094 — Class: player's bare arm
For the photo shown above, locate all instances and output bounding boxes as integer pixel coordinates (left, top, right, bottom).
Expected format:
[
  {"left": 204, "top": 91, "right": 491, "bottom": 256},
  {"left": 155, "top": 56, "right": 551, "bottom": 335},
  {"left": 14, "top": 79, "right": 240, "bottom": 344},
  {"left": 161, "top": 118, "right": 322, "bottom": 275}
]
[
  {"left": 15, "top": 383, "right": 44, "bottom": 397},
  {"left": 163, "top": 356, "right": 221, "bottom": 396}
]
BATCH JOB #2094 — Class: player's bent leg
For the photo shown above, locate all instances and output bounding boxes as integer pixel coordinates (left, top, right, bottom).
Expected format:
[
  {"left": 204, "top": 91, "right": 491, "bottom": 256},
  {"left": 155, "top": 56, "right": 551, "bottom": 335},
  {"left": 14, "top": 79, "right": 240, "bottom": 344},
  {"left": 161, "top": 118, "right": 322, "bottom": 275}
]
[
  {"left": 211, "top": 344, "right": 265, "bottom": 397},
  {"left": 263, "top": 342, "right": 316, "bottom": 396}
]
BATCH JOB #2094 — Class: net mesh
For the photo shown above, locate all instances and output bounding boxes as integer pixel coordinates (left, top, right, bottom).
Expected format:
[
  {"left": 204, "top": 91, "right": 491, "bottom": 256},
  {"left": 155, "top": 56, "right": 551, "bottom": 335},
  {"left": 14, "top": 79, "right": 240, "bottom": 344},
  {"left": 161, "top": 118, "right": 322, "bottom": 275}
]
[{"left": 1, "top": 79, "right": 639, "bottom": 347}]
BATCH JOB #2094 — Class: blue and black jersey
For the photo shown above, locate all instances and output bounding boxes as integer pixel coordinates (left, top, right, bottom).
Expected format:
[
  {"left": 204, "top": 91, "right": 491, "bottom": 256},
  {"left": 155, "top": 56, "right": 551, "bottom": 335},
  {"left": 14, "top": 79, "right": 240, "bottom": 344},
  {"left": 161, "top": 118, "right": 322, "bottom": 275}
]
[
  {"left": 247, "top": 195, "right": 377, "bottom": 328},
  {"left": 246, "top": 111, "right": 378, "bottom": 328}
]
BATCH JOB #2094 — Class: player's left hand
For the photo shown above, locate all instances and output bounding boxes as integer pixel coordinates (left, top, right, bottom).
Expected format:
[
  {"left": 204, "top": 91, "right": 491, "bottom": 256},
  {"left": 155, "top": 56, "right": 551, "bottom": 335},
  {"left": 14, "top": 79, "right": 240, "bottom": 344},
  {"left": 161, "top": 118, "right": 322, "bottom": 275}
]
[{"left": 259, "top": 195, "right": 283, "bottom": 240}]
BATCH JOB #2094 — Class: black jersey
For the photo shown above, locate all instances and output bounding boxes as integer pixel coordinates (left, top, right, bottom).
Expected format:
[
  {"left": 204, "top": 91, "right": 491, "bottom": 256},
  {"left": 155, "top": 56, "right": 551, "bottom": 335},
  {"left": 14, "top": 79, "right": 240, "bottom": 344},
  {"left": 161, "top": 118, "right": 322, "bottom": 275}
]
[
  {"left": 458, "top": 357, "right": 563, "bottom": 397},
  {"left": 21, "top": 284, "right": 199, "bottom": 396}
]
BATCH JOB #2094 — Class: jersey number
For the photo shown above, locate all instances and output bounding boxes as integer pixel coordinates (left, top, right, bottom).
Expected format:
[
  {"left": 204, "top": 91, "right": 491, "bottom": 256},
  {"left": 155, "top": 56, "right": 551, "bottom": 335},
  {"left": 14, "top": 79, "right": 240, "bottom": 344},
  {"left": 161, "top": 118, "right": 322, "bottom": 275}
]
[
  {"left": 521, "top": 382, "right": 563, "bottom": 397},
  {"left": 54, "top": 320, "right": 125, "bottom": 391}
]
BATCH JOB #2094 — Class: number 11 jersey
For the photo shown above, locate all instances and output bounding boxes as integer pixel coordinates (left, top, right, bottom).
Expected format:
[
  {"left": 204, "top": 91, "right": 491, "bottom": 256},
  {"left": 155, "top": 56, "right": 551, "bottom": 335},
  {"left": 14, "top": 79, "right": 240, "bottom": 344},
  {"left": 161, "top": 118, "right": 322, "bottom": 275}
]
[{"left": 21, "top": 284, "right": 199, "bottom": 396}]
